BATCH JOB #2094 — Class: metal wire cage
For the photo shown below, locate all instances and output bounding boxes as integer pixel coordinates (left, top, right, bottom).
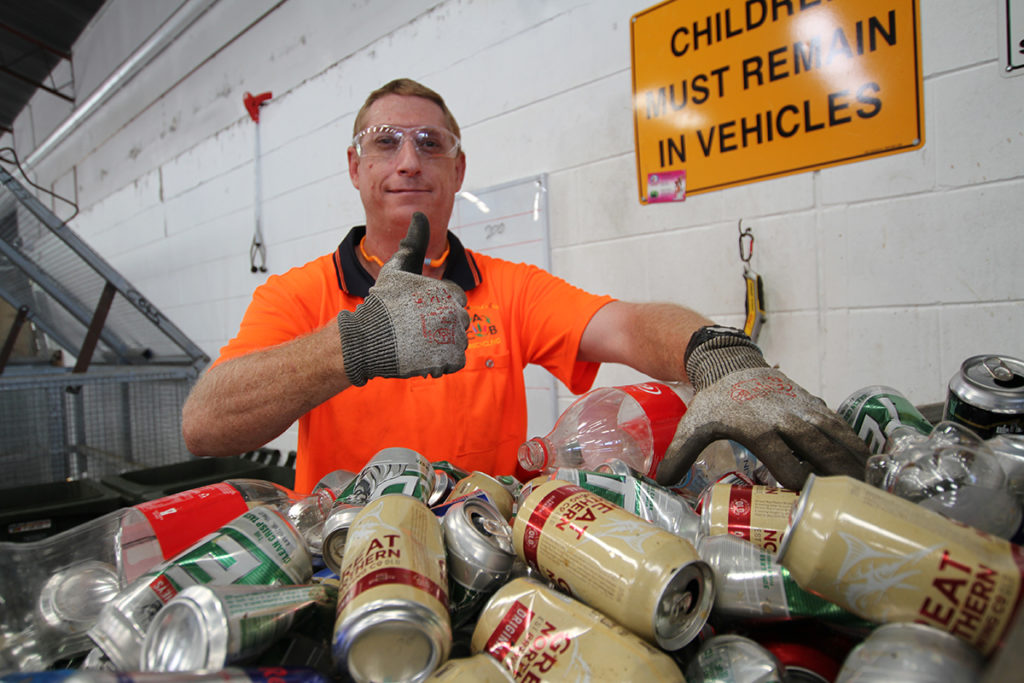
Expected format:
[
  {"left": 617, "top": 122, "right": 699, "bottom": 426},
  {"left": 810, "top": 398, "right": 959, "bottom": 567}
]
[
  {"left": 0, "top": 165, "right": 208, "bottom": 486},
  {"left": 0, "top": 368, "right": 195, "bottom": 487}
]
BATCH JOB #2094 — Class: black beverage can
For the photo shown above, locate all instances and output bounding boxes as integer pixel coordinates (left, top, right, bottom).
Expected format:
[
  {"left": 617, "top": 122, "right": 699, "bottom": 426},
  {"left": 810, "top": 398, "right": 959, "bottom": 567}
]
[{"left": 945, "top": 355, "right": 1024, "bottom": 438}]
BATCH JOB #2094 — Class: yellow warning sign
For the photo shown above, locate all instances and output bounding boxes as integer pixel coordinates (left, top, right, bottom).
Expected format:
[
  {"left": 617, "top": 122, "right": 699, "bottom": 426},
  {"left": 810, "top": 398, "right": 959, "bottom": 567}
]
[{"left": 630, "top": 0, "right": 923, "bottom": 202}]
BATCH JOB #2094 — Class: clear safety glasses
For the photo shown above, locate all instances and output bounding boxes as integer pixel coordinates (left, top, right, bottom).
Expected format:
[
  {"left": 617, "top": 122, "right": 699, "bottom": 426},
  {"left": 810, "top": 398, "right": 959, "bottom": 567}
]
[{"left": 352, "top": 125, "right": 461, "bottom": 159}]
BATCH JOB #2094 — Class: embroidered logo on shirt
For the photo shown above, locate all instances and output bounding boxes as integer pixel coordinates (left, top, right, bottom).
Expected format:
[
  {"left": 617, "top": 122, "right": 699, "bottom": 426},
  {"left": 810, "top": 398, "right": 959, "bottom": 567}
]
[{"left": 468, "top": 307, "right": 502, "bottom": 349}]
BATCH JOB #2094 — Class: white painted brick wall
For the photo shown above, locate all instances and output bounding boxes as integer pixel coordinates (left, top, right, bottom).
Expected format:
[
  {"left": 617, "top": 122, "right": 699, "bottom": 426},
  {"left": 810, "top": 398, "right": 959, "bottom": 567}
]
[{"left": 10, "top": 0, "right": 1023, "bottom": 453}]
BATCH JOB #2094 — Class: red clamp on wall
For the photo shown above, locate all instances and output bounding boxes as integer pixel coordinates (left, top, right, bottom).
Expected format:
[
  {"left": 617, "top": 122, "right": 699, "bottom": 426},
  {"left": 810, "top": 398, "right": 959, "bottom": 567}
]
[{"left": 243, "top": 91, "right": 273, "bottom": 123}]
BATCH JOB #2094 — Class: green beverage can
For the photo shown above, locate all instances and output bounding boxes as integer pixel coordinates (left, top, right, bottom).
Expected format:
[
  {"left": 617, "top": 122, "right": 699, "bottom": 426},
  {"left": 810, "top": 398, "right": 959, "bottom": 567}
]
[{"left": 837, "top": 385, "right": 933, "bottom": 454}]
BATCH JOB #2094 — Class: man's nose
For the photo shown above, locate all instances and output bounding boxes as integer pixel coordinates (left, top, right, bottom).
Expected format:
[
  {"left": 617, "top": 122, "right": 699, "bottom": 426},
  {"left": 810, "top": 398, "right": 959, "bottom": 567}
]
[{"left": 394, "top": 136, "right": 422, "bottom": 173}]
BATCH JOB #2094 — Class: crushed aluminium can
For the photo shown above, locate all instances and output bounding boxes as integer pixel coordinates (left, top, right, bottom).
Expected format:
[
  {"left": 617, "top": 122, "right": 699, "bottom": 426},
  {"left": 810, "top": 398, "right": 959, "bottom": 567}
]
[
  {"left": 697, "top": 534, "right": 870, "bottom": 628},
  {"left": 548, "top": 467, "right": 701, "bottom": 545},
  {"left": 777, "top": 474, "right": 1024, "bottom": 655},
  {"left": 700, "top": 483, "right": 798, "bottom": 554},
  {"left": 338, "top": 447, "right": 435, "bottom": 506},
  {"left": 471, "top": 577, "right": 684, "bottom": 681},
  {"left": 87, "top": 506, "right": 312, "bottom": 671},
  {"left": 331, "top": 494, "right": 451, "bottom": 682},
  {"left": 444, "top": 471, "right": 515, "bottom": 520},
  {"left": 320, "top": 502, "right": 363, "bottom": 576},
  {"left": 945, "top": 355, "right": 1024, "bottom": 438},
  {"left": 140, "top": 583, "right": 336, "bottom": 672},
  {"left": 513, "top": 480, "right": 714, "bottom": 650},
  {"left": 441, "top": 497, "right": 516, "bottom": 629},
  {"left": 684, "top": 634, "right": 784, "bottom": 683},
  {"left": 838, "top": 384, "right": 934, "bottom": 454},
  {"left": 835, "top": 622, "right": 984, "bottom": 682}
]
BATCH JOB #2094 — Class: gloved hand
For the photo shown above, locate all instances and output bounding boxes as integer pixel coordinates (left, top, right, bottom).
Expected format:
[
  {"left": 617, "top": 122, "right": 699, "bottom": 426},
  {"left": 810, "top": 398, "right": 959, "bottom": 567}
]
[
  {"left": 337, "top": 212, "right": 470, "bottom": 386},
  {"left": 655, "top": 326, "right": 870, "bottom": 490}
]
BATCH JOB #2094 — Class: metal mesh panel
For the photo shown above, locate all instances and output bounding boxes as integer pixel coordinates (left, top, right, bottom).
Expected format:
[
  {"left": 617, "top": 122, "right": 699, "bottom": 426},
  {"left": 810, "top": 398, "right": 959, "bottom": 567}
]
[
  {"left": 0, "top": 166, "right": 207, "bottom": 368},
  {"left": 0, "top": 368, "right": 195, "bottom": 487}
]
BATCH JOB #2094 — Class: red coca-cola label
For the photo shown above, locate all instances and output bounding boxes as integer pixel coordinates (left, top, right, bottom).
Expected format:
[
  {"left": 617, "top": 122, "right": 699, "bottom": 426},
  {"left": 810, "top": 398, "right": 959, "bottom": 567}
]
[
  {"left": 521, "top": 485, "right": 581, "bottom": 569},
  {"left": 134, "top": 482, "right": 248, "bottom": 560},
  {"left": 485, "top": 599, "right": 534, "bottom": 660},
  {"left": 617, "top": 383, "right": 687, "bottom": 474},
  {"left": 338, "top": 566, "right": 448, "bottom": 612}
]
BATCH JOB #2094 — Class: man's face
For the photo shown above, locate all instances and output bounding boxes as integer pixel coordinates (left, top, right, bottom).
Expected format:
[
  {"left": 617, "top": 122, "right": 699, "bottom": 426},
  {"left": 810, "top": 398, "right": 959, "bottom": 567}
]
[{"left": 348, "top": 94, "right": 466, "bottom": 242}]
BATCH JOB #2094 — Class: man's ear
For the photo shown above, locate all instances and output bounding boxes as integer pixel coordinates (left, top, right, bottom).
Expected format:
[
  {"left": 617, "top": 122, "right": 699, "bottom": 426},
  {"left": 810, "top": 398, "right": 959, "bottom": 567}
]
[
  {"left": 347, "top": 146, "right": 360, "bottom": 189},
  {"left": 454, "top": 152, "right": 466, "bottom": 191}
]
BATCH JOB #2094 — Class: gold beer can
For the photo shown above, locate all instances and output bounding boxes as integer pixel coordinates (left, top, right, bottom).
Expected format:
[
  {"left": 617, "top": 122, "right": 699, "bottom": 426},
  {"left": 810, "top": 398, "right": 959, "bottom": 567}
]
[
  {"left": 445, "top": 471, "right": 516, "bottom": 520},
  {"left": 512, "top": 480, "right": 714, "bottom": 650},
  {"left": 777, "top": 474, "right": 1024, "bottom": 656},
  {"left": 471, "top": 577, "right": 684, "bottom": 681},
  {"left": 331, "top": 494, "right": 451, "bottom": 682},
  {"left": 701, "top": 483, "right": 798, "bottom": 554},
  {"left": 425, "top": 653, "right": 514, "bottom": 682}
]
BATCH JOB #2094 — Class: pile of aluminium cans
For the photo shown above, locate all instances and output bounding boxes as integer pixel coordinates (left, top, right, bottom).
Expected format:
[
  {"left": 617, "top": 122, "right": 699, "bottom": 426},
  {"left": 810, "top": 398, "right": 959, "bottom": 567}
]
[{"left": 6, "top": 354, "right": 1024, "bottom": 682}]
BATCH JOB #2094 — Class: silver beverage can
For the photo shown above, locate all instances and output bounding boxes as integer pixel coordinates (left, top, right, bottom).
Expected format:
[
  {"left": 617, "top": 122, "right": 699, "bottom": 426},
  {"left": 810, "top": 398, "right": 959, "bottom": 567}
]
[
  {"left": 550, "top": 466, "right": 701, "bottom": 545},
  {"left": 441, "top": 497, "right": 516, "bottom": 627},
  {"left": 684, "top": 634, "right": 784, "bottom": 683},
  {"left": 696, "top": 534, "right": 868, "bottom": 628},
  {"left": 88, "top": 506, "right": 312, "bottom": 671},
  {"left": 945, "top": 355, "right": 1024, "bottom": 438},
  {"left": 835, "top": 622, "right": 984, "bottom": 682},
  {"left": 331, "top": 494, "right": 451, "bottom": 682},
  {"left": 513, "top": 480, "right": 714, "bottom": 650},
  {"left": 428, "top": 469, "right": 458, "bottom": 506},
  {"left": 140, "top": 582, "right": 336, "bottom": 672},
  {"left": 339, "top": 447, "right": 435, "bottom": 506},
  {"left": 320, "top": 502, "right": 363, "bottom": 576}
]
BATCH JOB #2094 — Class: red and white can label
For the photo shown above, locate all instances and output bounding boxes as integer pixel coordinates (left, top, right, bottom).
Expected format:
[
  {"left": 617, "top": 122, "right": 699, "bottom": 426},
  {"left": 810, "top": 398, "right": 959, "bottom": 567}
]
[{"left": 338, "top": 566, "right": 448, "bottom": 613}]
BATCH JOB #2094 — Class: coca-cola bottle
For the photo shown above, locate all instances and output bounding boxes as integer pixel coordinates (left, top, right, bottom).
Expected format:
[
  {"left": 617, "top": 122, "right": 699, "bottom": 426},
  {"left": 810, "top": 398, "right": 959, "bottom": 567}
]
[
  {"left": 0, "top": 478, "right": 299, "bottom": 671},
  {"left": 517, "top": 382, "right": 691, "bottom": 478}
]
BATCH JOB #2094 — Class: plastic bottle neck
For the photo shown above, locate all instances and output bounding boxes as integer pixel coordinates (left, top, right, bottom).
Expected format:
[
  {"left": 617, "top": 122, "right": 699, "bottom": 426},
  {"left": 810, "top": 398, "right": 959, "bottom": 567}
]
[{"left": 518, "top": 437, "right": 551, "bottom": 472}]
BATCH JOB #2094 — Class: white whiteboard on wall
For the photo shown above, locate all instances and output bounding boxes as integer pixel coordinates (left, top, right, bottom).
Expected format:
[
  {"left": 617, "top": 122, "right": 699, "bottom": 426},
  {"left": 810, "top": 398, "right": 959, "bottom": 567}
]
[{"left": 448, "top": 175, "right": 558, "bottom": 439}]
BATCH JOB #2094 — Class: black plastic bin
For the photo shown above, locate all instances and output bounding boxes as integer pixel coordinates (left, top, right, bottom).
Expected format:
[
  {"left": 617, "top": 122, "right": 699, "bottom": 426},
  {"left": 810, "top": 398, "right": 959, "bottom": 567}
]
[
  {"left": 0, "top": 478, "right": 129, "bottom": 543},
  {"left": 100, "top": 456, "right": 272, "bottom": 504}
]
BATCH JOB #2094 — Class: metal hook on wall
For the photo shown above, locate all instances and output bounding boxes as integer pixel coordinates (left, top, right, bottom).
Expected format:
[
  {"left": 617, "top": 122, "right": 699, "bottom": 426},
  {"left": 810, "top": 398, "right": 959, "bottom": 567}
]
[
  {"left": 737, "top": 219, "right": 766, "bottom": 342},
  {"left": 738, "top": 219, "right": 754, "bottom": 271}
]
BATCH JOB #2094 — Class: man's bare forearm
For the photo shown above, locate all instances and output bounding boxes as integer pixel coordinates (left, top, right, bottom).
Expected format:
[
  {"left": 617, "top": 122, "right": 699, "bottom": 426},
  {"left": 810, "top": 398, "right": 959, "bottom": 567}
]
[
  {"left": 182, "top": 323, "right": 351, "bottom": 456},
  {"left": 579, "top": 301, "right": 714, "bottom": 382}
]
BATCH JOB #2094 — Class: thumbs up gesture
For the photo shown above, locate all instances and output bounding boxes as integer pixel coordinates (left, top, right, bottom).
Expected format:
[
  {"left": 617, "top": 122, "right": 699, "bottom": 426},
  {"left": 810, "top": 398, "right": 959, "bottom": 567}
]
[{"left": 337, "top": 212, "right": 470, "bottom": 386}]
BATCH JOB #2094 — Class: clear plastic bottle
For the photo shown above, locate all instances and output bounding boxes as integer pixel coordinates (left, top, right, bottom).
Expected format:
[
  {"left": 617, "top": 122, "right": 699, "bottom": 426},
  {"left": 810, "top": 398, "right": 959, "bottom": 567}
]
[
  {"left": 866, "top": 421, "right": 1023, "bottom": 539},
  {"left": 0, "top": 478, "right": 298, "bottom": 671},
  {"left": 517, "top": 382, "right": 690, "bottom": 477}
]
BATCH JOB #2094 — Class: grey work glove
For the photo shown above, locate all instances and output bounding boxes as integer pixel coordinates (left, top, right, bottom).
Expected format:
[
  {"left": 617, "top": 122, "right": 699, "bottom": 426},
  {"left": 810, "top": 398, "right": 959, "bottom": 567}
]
[
  {"left": 337, "top": 212, "right": 469, "bottom": 386},
  {"left": 655, "top": 327, "right": 870, "bottom": 490}
]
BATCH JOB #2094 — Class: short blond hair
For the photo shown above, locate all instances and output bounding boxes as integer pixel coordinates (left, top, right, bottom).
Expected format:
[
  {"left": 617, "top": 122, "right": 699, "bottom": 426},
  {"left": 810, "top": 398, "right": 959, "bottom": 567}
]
[{"left": 353, "top": 78, "right": 461, "bottom": 139}]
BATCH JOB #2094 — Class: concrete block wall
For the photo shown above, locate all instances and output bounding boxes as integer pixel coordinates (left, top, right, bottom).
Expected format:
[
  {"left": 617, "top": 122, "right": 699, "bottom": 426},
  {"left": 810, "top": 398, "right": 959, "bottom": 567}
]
[{"left": 4, "top": 0, "right": 1022, "bottom": 453}]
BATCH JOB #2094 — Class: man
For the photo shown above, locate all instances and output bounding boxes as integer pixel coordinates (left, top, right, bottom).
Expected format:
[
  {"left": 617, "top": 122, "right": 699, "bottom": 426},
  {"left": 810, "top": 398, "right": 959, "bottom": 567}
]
[{"left": 182, "top": 78, "right": 868, "bottom": 493}]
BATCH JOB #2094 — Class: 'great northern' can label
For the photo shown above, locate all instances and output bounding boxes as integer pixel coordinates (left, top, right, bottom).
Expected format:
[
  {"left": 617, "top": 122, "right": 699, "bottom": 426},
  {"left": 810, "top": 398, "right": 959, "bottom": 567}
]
[{"left": 777, "top": 475, "right": 1024, "bottom": 655}]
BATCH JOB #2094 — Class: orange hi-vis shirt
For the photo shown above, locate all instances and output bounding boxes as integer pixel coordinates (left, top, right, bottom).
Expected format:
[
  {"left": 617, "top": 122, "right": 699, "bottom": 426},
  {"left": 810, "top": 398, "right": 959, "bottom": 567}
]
[{"left": 214, "top": 227, "right": 615, "bottom": 493}]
